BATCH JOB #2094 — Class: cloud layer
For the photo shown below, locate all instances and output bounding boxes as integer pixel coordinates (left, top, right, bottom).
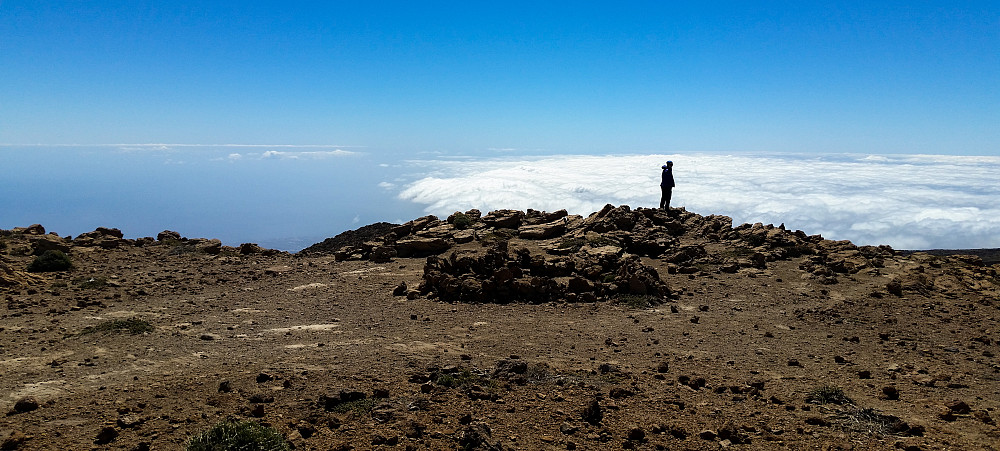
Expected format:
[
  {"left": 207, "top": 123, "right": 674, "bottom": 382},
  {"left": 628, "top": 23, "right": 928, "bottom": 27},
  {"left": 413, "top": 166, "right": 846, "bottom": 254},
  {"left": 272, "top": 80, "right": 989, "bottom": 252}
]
[{"left": 397, "top": 153, "right": 1000, "bottom": 250}]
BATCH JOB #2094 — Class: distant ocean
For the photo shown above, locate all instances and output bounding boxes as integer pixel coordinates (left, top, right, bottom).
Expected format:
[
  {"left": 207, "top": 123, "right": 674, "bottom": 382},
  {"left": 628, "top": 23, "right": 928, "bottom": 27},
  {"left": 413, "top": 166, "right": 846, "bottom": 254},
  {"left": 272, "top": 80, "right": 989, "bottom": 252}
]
[{"left": 3, "top": 147, "right": 998, "bottom": 251}]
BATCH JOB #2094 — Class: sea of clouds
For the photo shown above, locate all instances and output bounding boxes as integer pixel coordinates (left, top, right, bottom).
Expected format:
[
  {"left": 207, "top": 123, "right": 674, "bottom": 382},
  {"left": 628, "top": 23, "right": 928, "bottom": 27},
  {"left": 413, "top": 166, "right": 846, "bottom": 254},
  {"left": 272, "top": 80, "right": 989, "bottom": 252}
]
[{"left": 396, "top": 153, "right": 1000, "bottom": 250}]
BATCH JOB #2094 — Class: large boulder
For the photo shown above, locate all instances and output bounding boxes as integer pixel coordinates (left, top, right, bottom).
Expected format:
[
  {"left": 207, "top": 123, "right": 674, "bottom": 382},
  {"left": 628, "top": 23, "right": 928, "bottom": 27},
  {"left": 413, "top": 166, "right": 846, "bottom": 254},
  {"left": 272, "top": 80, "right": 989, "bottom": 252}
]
[
  {"left": 518, "top": 219, "right": 567, "bottom": 240},
  {"left": 523, "top": 209, "right": 568, "bottom": 225},
  {"left": 74, "top": 227, "right": 126, "bottom": 248},
  {"left": 393, "top": 215, "right": 441, "bottom": 238},
  {"left": 238, "top": 243, "right": 264, "bottom": 255},
  {"left": 29, "top": 234, "right": 71, "bottom": 255},
  {"left": 481, "top": 210, "right": 525, "bottom": 229},
  {"left": 371, "top": 245, "right": 397, "bottom": 263},
  {"left": 12, "top": 224, "right": 46, "bottom": 235},
  {"left": 582, "top": 204, "right": 655, "bottom": 233},
  {"left": 157, "top": 230, "right": 182, "bottom": 242},
  {"left": 396, "top": 237, "right": 451, "bottom": 257},
  {"left": 190, "top": 238, "right": 222, "bottom": 255},
  {"left": 415, "top": 224, "right": 455, "bottom": 239}
]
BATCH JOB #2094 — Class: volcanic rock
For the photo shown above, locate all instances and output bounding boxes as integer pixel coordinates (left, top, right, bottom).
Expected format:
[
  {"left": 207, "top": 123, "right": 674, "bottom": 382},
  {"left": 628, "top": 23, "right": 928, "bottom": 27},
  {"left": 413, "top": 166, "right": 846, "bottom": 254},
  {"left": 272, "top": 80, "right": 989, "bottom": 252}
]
[
  {"left": 518, "top": 219, "right": 567, "bottom": 240},
  {"left": 396, "top": 237, "right": 451, "bottom": 257}
]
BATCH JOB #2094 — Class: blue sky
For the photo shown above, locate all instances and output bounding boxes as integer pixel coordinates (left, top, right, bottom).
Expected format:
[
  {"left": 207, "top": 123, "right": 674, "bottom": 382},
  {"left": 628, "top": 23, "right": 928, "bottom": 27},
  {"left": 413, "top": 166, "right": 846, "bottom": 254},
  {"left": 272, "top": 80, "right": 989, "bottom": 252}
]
[
  {"left": 2, "top": 1, "right": 997, "bottom": 154},
  {"left": 1, "top": 2, "right": 998, "bottom": 249}
]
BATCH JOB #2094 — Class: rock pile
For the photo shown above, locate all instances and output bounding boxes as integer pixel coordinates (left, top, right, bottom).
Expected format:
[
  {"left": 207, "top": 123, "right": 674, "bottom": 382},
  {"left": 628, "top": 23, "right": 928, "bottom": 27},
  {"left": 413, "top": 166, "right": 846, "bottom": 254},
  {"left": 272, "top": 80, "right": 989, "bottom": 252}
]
[
  {"left": 419, "top": 239, "right": 669, "bottom": 304},
  {"left": 312, "top": 204, "right": 910, "bottom": 302}
]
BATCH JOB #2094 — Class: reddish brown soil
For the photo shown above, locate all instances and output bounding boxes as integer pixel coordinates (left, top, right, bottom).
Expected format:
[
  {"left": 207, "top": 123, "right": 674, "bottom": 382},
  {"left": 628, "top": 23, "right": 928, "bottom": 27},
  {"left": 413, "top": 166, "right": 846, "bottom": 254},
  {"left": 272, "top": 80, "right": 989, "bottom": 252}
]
[{"left": 2, "top": 212, "right": 999, "bottom": 450}]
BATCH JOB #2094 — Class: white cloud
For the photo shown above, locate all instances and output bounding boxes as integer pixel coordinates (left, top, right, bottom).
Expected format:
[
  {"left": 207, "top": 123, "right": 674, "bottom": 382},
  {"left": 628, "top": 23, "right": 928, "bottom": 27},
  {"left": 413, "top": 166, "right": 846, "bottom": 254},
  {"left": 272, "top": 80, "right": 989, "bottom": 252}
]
[
  {"left": 378, "top": 181, "right": 396, "bottom": 189},
  {"left": 259, "top": 149, "right": 357, "bottom": 159},
  {"left": 228, "top": 153, "right": 243, "bottom": 160},
  {"left": 397, "top": 153, "right": 1000, "bottom": 250}
]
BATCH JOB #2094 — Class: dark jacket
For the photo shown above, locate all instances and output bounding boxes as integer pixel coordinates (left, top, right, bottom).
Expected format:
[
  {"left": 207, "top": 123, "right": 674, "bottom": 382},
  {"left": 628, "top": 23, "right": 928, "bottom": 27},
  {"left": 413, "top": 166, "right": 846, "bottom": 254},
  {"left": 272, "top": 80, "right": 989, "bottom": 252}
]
[{"left": 661, "top": 166, "right": 675, "bottom": 188}]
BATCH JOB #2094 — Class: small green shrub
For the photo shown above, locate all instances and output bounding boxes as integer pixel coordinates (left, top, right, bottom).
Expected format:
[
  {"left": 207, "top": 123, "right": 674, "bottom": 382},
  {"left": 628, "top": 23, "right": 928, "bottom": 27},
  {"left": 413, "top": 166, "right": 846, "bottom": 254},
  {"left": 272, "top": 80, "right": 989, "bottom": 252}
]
[
  {"left": 452, "top": 213, "right": 473, "bottom": 230},
  {"left": 27, "top": 250, "right": 73, "bottom": 272},
  {"left": 435, "top": 368, "right": 487, "bottom": 388},
  {"left": 325, "top": 397, "right": 376, "bottom": 414},
  {"left": 806, "top": 385, "right": 852, "bottom": 405},
  {"left": 186, "top": 419, "right": 290, "bottom": 451},
  {"left": 613, "top": 294, "right": 661, "bottom": 309},
  {"left": 81, "top": 319, "right": 154, "bottom": 335}
]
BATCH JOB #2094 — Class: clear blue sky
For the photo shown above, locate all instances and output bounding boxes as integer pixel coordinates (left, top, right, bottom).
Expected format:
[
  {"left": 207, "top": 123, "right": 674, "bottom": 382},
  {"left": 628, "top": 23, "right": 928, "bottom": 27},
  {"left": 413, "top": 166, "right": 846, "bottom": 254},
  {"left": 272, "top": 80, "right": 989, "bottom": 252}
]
[{"left": 2, "top": 1, "right": 997, "bottom": 155}]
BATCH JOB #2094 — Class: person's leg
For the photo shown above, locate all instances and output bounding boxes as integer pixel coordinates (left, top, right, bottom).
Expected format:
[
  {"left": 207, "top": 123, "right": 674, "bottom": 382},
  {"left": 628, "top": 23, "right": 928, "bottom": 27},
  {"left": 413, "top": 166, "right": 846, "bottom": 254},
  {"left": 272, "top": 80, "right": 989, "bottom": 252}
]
[
  {"left": 664, "top": 187, "right": 672, "bottom": 210},
  {"left": 659, "top": 186, "right": 667, "bottom": 209}
]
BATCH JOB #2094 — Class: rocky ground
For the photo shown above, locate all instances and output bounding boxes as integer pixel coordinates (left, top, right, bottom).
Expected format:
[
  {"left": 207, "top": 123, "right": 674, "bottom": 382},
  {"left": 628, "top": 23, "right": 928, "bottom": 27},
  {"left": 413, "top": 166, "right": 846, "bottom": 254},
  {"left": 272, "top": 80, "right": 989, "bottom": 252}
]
[{"left": 1, "top": 205, "right": 999, "bottom": 450}]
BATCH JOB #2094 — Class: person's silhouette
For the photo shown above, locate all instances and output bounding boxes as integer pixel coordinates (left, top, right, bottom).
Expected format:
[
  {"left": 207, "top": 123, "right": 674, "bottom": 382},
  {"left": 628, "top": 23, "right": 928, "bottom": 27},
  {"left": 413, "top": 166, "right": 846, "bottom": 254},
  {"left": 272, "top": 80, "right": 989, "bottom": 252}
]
[{"left": 659, "top": 160, "right": 674, "bottom": 210}]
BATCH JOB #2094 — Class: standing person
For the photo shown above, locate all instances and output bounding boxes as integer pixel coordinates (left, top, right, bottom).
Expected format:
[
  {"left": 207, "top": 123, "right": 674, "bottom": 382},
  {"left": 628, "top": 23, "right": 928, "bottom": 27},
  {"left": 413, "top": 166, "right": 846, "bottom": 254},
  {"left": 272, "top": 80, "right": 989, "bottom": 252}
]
[{"left": 659, "top": 160, "right": 675, "bottom": 210}]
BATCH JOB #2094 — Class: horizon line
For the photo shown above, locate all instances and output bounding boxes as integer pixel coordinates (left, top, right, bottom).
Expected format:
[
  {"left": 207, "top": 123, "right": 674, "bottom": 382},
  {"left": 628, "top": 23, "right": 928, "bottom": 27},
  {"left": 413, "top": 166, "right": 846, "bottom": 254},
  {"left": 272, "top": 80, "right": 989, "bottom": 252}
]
[{"left": 0, "top": 143, "right": 366, "bottom": 149}]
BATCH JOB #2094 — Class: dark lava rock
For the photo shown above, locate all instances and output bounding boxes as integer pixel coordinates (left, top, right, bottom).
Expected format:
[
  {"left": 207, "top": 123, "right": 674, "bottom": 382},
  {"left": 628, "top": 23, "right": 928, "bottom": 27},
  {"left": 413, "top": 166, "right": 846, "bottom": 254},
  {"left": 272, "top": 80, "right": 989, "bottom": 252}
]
[
  {"left": 946, "top": 400, "right": 971, "bottom": 414},
  {"left": 582, "top": 398, "right": 603, "bottom": 425},
  {"left": 300, "top": 222, "right": 398, "bottom": 255},
  {"left": 881, "top": 386, "right": 900, "bottom": 400},
  {"left": 12, "top": 397, "right": 39, "bottom": 414},
  {"left": 94, "top": 426, "right": 118, "bottom": 445}
]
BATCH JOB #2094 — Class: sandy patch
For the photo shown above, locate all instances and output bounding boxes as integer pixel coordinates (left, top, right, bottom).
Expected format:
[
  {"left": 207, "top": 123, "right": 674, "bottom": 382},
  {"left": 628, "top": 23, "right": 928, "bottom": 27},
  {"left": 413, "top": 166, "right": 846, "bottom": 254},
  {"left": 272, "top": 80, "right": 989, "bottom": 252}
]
[
  {"left": 267, "top": 324, "right": 341, "bottom": 333},
  {"left": 288, "top": 282, "right": 327, "bottom": 291}
]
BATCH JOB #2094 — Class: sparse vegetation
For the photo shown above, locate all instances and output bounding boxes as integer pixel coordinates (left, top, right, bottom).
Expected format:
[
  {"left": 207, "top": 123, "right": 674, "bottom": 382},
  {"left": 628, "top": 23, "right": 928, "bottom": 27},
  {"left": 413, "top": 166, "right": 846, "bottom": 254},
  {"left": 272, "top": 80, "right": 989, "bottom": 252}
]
[
  {"left": 806, "top": 385, "right": 853, "bottom": 405},
  {"left": 840, "top": 407, "right": 910, "bottom": 436},
  {"left": 27, "top": 250, "right": 73, "bottom": 272},
  {"left": 80, "top": 318, "right": 154, "bottom": 335},
  {"left": 324, "top": 397, "right": 376, "bottom": 414},
  {"left": 612, "top": 294, "right": 662, "bottom": 309},
  {"left": 522, "top": 363, "right": 551, "bottom": 383},
  {"left": 451, "top": 212, "right": 473, "bottom": 230},
  {"left": 186, "top": 419, "right": 290, "bottom": 451},
  {"left": 434, "top": 368, "right": 487, "bottom": 389}
]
